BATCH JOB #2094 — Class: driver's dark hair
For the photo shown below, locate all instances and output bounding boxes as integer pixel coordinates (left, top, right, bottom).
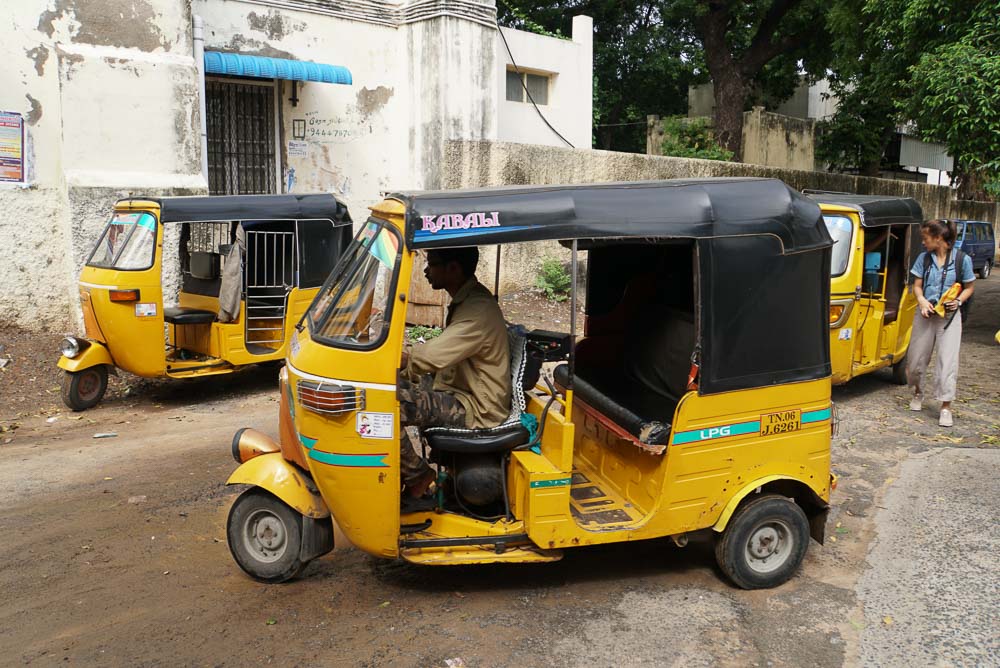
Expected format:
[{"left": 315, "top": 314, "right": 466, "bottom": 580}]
[{"left": 428, "top": 247, "right": 479, "bottom": 278}]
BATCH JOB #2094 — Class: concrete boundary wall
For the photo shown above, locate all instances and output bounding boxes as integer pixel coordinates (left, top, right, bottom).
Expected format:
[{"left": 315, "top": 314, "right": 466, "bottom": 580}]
[{"left": 442, "top": 140, "right": 998, "bottom": 294}]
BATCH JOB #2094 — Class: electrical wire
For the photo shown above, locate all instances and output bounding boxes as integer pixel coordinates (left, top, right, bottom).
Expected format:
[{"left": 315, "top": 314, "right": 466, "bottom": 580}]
[{"left": 496, "top": 21, "right": 575, "bottom": 149}]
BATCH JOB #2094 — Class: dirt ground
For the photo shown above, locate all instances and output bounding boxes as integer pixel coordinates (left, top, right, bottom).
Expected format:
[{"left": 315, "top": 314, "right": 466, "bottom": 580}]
[{"left": 0, "top": 282, "right": 997, "bottom": 667}]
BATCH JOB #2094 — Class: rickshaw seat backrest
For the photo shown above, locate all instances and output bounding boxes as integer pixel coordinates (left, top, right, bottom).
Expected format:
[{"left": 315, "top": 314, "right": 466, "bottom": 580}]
[
  {"left": 189, "top": 251, "right": 220, "bottom": 281},
  {"left": 424, "top": 326, "right": 530, "bottom": 454}
]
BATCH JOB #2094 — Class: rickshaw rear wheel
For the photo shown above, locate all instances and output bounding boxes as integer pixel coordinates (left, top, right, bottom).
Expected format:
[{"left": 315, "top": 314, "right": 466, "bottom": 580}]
[
  {"left": 61, "top": 366, "right": 109, "bottom": 411},
  {"left": 227, "top": 488, "right": 306, "bottom": 583},
  {"left": 890, "top": 354, "right": 908, "bottom": 385},
  {"left": 715, "top": 494, "right": 809, "bottom": 590}
]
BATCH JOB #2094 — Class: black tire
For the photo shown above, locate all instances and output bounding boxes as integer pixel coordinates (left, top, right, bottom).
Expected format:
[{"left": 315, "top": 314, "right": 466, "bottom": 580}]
[
  {"left": 227, "top": 488, "right": 306, "bottom": 583},
  {"left": 980, "top": 262, "right": 991, "bottom": 280},
  {"left": 890, "top": 354, "right": 908, "bottom": 385},
  {"left": 60, "top": 366, "right": 109, "bottom": 411},
  {"left": 715, "top": 494, "right": 810, "bottom": 590}
]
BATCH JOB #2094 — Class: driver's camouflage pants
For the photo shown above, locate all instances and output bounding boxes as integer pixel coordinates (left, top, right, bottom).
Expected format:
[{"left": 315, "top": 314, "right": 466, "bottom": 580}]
[{"left": 397, "top": 376, "right": 466, "bottom": 486}]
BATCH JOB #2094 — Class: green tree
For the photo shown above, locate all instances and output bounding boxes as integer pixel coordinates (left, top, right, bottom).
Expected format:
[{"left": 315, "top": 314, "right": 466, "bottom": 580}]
[
  {"left": 906, "top": 3, "right": 1000, "bottom": 199},
  {"left": 820, "top": 0, "right": 999, "bottom": 198},
  {"left": 681, "top": 0, "right": 834, "bottom": 158}
]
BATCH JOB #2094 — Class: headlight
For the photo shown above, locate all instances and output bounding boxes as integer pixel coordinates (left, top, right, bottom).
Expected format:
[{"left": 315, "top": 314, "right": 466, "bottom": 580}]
[{"left": 59, "top": 337, "right": 81, "bottom": 359}]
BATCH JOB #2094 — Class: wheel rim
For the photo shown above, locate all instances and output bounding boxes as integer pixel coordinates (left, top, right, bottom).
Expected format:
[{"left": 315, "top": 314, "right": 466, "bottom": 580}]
[
  {"left": 76, "top": 370, "right": 103, "bottom": 402},
  {"left": 744, "top": 519, "right": 794, "bottom": 574},
  {"left": 243, "top": 508, "right": 289, "bottom": 563}
]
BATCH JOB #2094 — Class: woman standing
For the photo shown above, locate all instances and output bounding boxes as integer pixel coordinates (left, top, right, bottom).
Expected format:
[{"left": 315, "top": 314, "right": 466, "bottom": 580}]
[{"left": 907, "top": 220, "right": 976, "bottom": 427}]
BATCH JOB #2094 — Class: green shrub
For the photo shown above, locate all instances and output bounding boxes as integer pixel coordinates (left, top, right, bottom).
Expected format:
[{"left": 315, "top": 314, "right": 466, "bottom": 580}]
[
  {"left": 406, "top": 325, "right": 443, "bottom": 341},
  {"left": 661, "top": 116, "right": 734, "bottom": 162},
  {"left": 535, "top": 258, "right": 571, "bottom": 302}
]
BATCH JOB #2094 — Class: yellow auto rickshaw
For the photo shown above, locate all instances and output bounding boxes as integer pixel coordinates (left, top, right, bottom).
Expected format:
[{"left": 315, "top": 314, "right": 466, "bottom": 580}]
[
  {"left": 806, "top": 193, "right": 924, "bottom": 385},
  {"left": 57, "top": 194, "right": 353, "bottom": 409},
  {"left": 226, "top": 178, "right": 836, "bottom": 590}
]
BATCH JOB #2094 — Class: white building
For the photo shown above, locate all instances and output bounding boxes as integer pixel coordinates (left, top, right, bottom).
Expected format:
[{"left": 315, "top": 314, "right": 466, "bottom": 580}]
[{"left": 0, "top": 0, "right": 592, "bottom": 331}]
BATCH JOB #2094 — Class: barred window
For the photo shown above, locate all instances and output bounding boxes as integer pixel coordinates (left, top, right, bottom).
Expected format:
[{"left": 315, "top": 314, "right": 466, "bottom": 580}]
[{"left": 206, "top": 79, "right": 278, "bottom": 195}]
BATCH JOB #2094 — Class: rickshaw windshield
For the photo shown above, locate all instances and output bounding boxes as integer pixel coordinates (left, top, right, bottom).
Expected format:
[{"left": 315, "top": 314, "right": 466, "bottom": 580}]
[
  {"left": 823, "top": 215, "right": 853, "bottom": 277},
  {"left": 307, "top": 219, "right": 401, "bottom": 349},
  {"left": 87, "top": 212, "right": 157, "bottom": 270}
]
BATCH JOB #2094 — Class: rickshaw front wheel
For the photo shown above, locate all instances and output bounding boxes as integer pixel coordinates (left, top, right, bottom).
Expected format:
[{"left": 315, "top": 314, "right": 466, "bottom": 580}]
[
  {"left": 715, "top": 494, "right": 809, "bottom": 590},
  {"left": 61, "top": 366, "right": 109, "bottom": 411},
  {"left": 227, "top": 488, "right": 306, "bottom": 584}
]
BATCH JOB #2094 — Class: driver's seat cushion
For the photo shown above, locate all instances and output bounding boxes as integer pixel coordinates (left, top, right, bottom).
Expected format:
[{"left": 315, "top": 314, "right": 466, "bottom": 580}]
[
  {"left": 164, "top": 306, "right": 216, "bottom": 325},
  {"left": 424, "top": 326, "right": 530, "bottom": 454}
]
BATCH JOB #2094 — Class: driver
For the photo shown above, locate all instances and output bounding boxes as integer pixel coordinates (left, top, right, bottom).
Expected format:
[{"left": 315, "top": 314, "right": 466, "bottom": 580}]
[{"left": 398, "top": 247, "right": 511, "bottom": 499}]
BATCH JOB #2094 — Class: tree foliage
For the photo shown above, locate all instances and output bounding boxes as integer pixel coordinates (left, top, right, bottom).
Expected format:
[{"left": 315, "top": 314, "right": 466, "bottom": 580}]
[
  {"left": 820, "top": 0, "right": 999, "bottom": 198},
  {"left": 680, "top": 0, "right": 835, "bottom": 158}
]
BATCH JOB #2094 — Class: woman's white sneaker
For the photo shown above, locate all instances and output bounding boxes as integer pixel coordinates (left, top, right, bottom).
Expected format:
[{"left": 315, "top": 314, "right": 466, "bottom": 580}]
[
  {"left": 939, "top": 409, "right": 953, "bottom": 427},
  {"left": 909, "top": 395, "right": 922, "bottom": 411}
]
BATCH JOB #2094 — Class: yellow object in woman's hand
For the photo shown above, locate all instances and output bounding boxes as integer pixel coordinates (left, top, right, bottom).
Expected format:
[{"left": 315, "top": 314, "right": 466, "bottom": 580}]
[{"left": 933, "top": 283, "right": 962, "bottom": 318}]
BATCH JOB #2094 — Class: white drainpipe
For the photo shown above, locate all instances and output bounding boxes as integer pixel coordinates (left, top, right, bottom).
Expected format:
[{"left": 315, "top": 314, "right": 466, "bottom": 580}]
[{"left": 193, "top": 15, "right": 209, "bottom": 185}]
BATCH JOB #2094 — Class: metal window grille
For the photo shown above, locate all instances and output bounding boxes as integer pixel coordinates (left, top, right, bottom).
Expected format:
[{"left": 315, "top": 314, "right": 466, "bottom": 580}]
[{"left": 206, "top": 80, "right": 277, "bottom": 195}]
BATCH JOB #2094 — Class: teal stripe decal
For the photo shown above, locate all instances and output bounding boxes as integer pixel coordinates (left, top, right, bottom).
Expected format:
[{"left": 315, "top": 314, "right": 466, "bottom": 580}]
[
  {"left": 300, "top": 433, "right": 388, "bottom": 467},
  {"left": 531, "top": 478, "right": 571, "bottom": 488},
  {"left": 802, "top": 408, "right": 832, "bottom": 423},
  {"left": 309, "top": 450, "right": 389, "bottom": 468},
  {"left": 672, "top": 420, "right": 760, "bottom": 445}
]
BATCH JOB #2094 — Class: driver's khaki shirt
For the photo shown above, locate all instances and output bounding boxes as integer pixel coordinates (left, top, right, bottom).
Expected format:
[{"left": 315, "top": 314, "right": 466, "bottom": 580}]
[{"left": 406, "top": 279, "right": 511, "bottom": 428}]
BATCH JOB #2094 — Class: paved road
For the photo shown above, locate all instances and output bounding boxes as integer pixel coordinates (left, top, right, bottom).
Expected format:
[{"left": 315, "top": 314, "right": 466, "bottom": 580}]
[{"left": 859, "top": 448, "right": 1000, "bottom": 667}]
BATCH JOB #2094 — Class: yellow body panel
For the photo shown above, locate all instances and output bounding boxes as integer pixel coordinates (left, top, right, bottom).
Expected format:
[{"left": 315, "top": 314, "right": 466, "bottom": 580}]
[
  {"left": 58, "top": 340, "right": 114, "bottom": 372},
  {"left": 283, "top": 205, "right": 412, "bottom": 559},
  {"left": 277, "top": 196, "right": 832, "bottom": 564},
  {"left": 71, "top": 200, "right": 321, "bottom": 383},
  {"left": 824, "top": 205, "right": 917, "bottom": 384},
  {"left": 226, "top": 452, "right": 329, "bottom": 519},
  {"left": 78, "top": 203, "right": 167, "bottom": 377}
]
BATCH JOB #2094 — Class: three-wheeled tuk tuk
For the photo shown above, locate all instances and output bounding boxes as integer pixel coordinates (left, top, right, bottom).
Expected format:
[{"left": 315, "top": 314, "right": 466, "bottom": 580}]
[
  {"left": 57, "top": 194, "right": 353, "bottom": 409},
  {"left": 226, "top": 178, "right": 836, "bottom": 589},
  {"left": 807, "top": 193, "right": 924, "bottom": 385}
]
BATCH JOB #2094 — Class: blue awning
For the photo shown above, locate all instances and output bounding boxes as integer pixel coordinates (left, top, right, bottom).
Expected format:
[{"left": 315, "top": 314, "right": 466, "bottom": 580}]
[{"left": 204, "top": 51, "right": 352, "bottom": 85}]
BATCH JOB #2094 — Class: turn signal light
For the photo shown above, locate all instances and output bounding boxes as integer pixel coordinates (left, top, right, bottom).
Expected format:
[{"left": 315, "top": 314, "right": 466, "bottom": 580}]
[
  {"left": 109, "top": 289, "right": 140, "bottom": 302},
  {"left": 829, "top": 304, "right": 845, "bottom": 324}
]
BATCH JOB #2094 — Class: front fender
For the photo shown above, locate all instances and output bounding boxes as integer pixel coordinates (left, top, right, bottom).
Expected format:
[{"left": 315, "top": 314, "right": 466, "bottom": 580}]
[
  {"left": 58, "top": 341, "right": 114, "bottom": 372},
  {"left": 712, "top": 475, "right": 822, "bottom": 532},
  {"left": 227, "top": 452, "right": 329, "bottom": 519}
]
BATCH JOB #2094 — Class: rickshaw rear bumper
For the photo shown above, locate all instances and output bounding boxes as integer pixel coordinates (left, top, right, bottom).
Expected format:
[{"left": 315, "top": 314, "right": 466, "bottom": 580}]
[
  {"left": 227, "top": 451, "right": 330, "bottom": 519},
  {"left": 57, "top": 340, "right": 114, "bottom": 372}
]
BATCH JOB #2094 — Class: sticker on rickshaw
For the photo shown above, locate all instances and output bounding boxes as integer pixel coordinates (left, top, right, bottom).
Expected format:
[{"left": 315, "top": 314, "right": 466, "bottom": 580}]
[
  {"left": 357, "top": 412, "right": 393, "bottom": 439},
  {"left": 134, "top": 302, "right": 157, "bottom": 317},
  {"left": 760, "top": 409, "right": 801, "bottom": 436}
]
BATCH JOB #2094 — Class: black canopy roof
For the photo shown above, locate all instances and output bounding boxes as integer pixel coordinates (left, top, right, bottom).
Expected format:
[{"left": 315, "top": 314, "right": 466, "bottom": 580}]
[
  {"left": 121, "top": 193, "right": 352, "bottom": 225},
  {"left": 806, "top": 193, "right": 923, "bottom": 227},
  {"left": 392, "top": 178, "right": 832, "bottom": 254}
]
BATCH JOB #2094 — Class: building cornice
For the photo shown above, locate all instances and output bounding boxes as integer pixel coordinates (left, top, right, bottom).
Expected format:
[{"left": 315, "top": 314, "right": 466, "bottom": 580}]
[{"left": 234, "top": 0, "right": 497, "bottom": 29}]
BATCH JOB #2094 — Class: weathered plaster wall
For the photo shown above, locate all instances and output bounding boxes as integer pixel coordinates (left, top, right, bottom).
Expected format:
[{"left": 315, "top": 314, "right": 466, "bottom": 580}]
[
  {"left": 443, "top": 140, "right": 999, "bottom": 293},
  {"left": 741, "top": 107, "right": 816, "bottom": 171},
  {"left": 192, "top": 2, "right": 412, "bottom": 217},
  {"left": 497, "top": 16, "right": 593, "bottom": 149},
  {"left": 407, "top": 16, "right": 497, "bottom": 190},
  {"left": 1, "top": 0, "right": 205, "bottom": 332}
]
